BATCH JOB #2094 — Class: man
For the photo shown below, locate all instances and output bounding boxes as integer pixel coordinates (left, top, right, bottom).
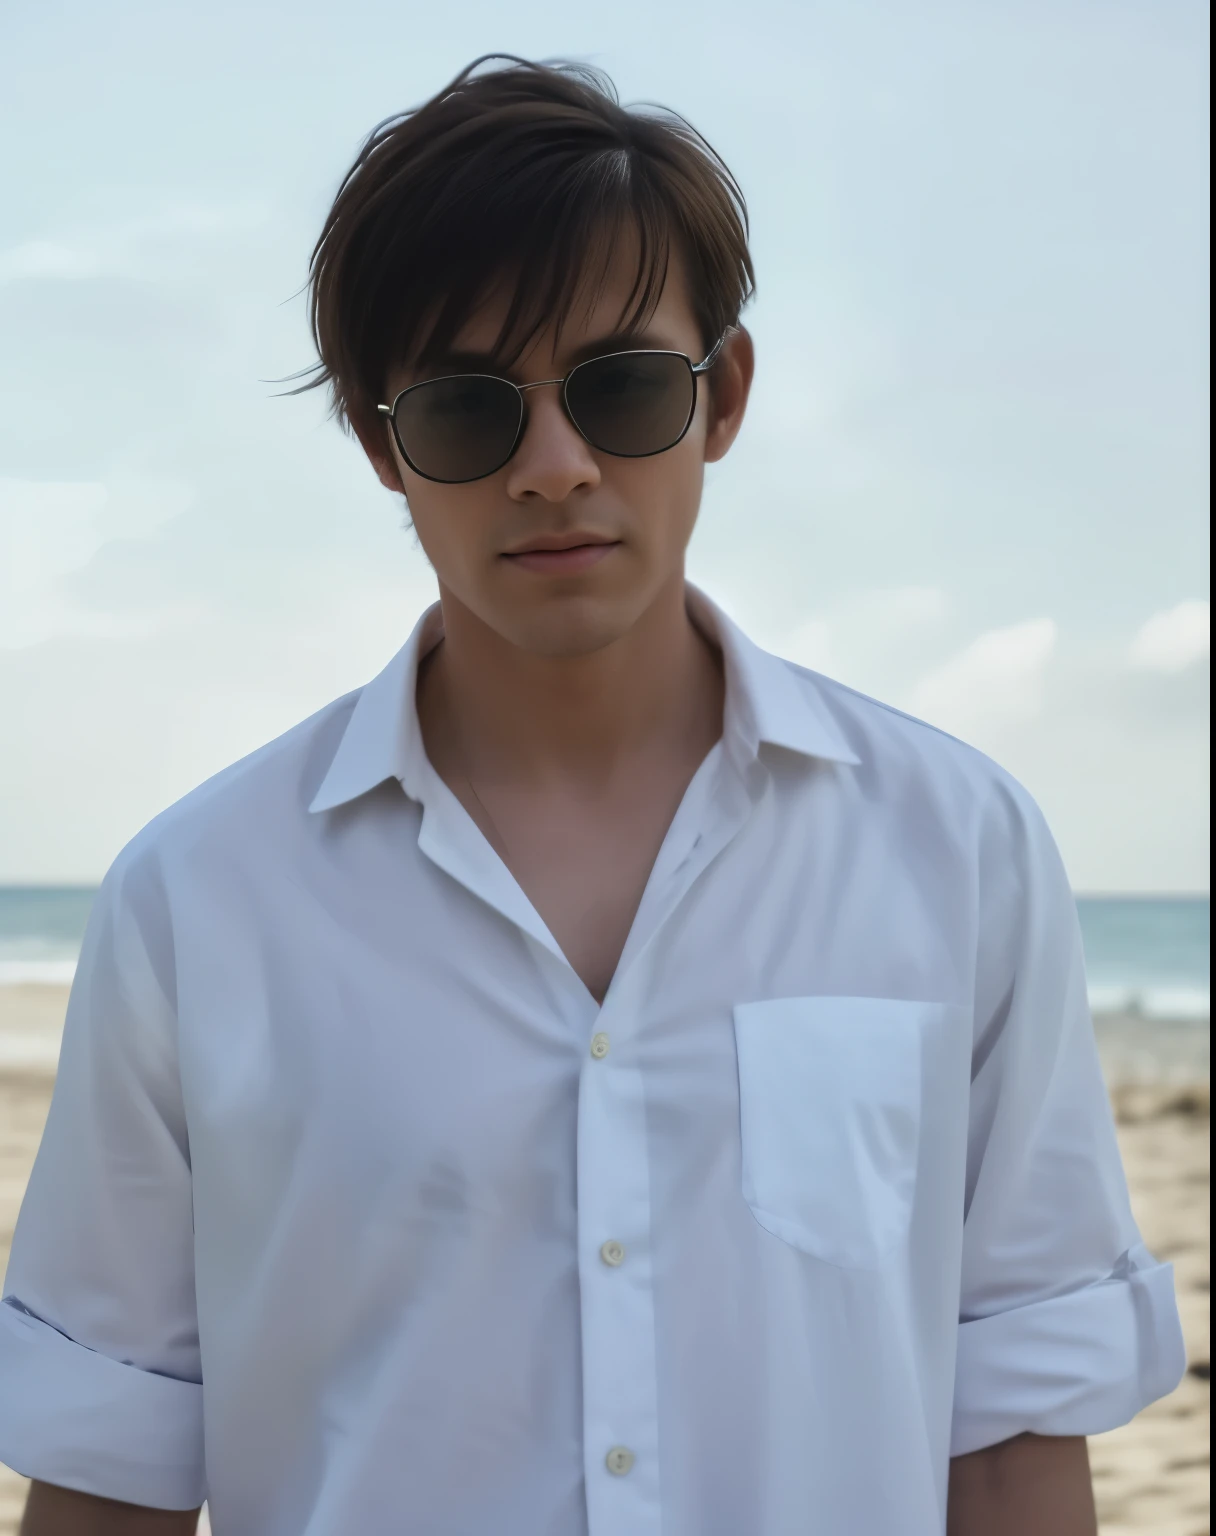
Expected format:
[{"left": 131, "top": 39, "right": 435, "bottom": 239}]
[{"left": 0, "top": 56, "right": 1185, "bottom": 1536}]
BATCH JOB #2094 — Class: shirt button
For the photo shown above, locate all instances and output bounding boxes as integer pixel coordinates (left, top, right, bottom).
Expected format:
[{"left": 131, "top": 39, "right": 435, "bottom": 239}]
[
  {"left": 605, "top": 1446, "right": 635, "bottom": 1476},
  {"left": 590, "top": 1032, "right": 610, "bottom": 1059},
  {"left": 599, "top": 1239, "right": 626, "bottom": 1267}
]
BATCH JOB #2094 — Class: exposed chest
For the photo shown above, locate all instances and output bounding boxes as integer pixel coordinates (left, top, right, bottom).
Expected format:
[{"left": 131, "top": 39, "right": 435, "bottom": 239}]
[
  {"left": 450, "top": 768, "right": 696, "bottom": 1002},
  {"left": 176, "top": 769, "right": 975, "bottom": 1318}
]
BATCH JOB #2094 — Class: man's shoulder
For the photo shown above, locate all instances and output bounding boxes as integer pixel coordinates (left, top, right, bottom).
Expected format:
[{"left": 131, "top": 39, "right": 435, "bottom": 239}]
[
  {"left": 779, "top": 657, "right": 1041, "bottom": 827},
  {"left": 110, "top": 686, "right": 364, "bottom": 884},
  {"left": 778, "top": 660, "right": 1069, "bottom": 933}
]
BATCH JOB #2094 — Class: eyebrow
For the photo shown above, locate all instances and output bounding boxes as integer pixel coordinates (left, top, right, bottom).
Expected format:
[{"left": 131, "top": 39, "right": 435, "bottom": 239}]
[{"left": 421, "top": 328, "right": 681, "bottom": 379}]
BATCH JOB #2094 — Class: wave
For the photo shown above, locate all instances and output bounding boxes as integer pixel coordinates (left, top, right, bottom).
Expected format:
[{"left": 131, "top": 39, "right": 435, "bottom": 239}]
[
  {"left": 0, "top": 961, "right": 1208, "bottom": 1024},
  {"left": 0, "top": 1034, "right": 62, "bottom": 1070},
  {"left": 1088, "top": 985, "right": 1210, "bottom": 1021},
  {"left": 0, "top": 960, "right": 79, "bottom": 986}
]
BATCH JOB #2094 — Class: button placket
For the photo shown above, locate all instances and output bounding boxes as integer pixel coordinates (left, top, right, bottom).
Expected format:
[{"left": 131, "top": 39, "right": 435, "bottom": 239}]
[{"left": 577, "top": 992, "right": 662, "bottom": 1534}]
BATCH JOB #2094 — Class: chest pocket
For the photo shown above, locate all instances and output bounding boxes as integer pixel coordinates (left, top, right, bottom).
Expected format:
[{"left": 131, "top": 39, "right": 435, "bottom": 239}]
[{"left": 733, "top": 996, "right": 936, "bottom": 1269}]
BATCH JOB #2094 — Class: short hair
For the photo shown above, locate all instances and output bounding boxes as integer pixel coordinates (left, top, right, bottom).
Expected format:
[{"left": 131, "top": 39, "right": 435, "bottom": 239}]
[{"left": 300, "top": 54, "right": 755, "bottom": 440}]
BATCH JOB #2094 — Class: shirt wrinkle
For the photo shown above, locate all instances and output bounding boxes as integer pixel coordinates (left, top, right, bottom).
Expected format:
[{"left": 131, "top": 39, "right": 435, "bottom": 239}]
[{"left": 0, "top": 594, "right": 1185, "bottom": 1534}]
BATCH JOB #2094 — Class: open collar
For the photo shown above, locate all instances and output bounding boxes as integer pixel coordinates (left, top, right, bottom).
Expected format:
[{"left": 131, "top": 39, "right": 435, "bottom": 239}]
[{"left": 309, "top": 586, "right": 859, "bottom": 816}]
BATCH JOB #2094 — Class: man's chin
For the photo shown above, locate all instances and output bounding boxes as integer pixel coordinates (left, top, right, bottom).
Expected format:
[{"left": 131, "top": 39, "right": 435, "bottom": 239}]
[{"left": 491, "top": 588, "right": 655, "bottom": 661}]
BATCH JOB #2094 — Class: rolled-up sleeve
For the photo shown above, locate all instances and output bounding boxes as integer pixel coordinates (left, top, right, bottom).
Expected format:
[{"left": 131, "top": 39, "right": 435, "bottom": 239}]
[
  {"left": 952, "top": 778, "right": 1187, "bottom": 1458},
  {"left": 0, "top": 852, "right": 205, "bottom": 1509}
]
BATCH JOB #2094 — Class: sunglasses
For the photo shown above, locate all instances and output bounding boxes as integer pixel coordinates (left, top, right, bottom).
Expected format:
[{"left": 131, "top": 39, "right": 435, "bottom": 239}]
[{"left": 377, "top": 332, "right": 730, "bottom": 485}]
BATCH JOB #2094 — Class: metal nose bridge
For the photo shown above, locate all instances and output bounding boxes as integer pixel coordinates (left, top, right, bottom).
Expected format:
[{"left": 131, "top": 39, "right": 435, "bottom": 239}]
[{"left": 516, "top": 377, "right": 566, "bottom": 394}]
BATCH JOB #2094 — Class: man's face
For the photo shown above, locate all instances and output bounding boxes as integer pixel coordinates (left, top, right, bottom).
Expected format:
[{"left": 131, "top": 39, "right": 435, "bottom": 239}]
[{"left": 365, "top": 248, "right": 753, "bottom": 658}]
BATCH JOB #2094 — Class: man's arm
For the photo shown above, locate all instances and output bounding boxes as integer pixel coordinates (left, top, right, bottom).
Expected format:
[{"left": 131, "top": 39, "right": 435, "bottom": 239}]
[
  {"left": 0, "top": 866, "right": 206, "bottom": 1509},
  {"left": 947, "top": 1433, "right": 1097, "bottom": 1536},
  {"left": 20, "top": 1482, "right": 201, "bottom": 1536},
  {"left": 948, "top": 781, "right": 1185, "bottom": 1482}
]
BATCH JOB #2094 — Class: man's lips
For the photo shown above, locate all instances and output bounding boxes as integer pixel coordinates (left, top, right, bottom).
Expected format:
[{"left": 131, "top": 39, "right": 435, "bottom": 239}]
[{"left": 501, "top": 539, "right": 620, "bottom": 575}]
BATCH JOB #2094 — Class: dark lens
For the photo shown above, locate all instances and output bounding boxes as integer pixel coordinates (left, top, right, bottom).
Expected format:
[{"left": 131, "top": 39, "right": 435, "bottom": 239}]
[
  {"left": 565, "top": 352, "right": 695, "bottom": 457},
  {"left": 393, "top": 374, "right": 523, "bottom": 483}
]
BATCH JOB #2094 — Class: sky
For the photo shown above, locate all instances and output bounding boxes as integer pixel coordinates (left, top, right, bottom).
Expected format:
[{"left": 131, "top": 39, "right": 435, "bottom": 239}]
[{"left": 0, "top": 0, "right": 1209, "bottom": 891}]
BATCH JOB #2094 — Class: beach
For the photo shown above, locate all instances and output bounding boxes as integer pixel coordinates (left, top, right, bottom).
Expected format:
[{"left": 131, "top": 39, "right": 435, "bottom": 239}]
[{"left": 0, "top": 985, "right": 1208, "bottom": 1535}]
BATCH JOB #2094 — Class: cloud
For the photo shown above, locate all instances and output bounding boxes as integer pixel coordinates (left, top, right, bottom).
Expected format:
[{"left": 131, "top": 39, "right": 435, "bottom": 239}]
[
  {"left": 0, "top": 477, "right": 195, "bottom": 648},
  {"left": 778, "top": 585, "right": 949, "bottom": 688},
  {"left": 906, "top": 616, "right": 1058, "bottom": 737},
  {"left": 0, "top": 561, "right": 440, "bottom": 882},
  {"left": 0, "top": 201, "right": 268, "bottom": 287},
  {"left": 1129, "top": 600, "right": 1210, "bottom": 673},
  {"left": 783, "top": 617, "right": 834, "bottom": 672},
  {"left": 875, "top": 586, "right": 949, "bottom": 626}
]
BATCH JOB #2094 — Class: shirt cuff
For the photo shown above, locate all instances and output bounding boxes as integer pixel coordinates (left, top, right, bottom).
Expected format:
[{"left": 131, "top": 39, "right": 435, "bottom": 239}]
[
  {"left": 951, "top": 1246, "right": 1187, "bottom": 1457},
  {"left": 0, "top": 1299, "right": 206, "bottom": 1509}
]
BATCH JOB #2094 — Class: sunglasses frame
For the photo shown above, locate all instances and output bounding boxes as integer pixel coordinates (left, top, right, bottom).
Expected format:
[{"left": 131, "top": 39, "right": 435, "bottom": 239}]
[{"left": 376, "top": 331, "right": 731, "bottom": 485}]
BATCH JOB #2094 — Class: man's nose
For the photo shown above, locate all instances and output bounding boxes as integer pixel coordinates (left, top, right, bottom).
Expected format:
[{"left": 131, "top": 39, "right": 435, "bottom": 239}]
[{"left": 503, "top": 385, "right": 601, "bottom": 502}]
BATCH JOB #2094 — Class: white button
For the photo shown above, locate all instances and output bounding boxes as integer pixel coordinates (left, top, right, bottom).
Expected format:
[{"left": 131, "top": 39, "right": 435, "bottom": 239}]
[
  {"left": 599, "top": 1240, "right": 625, "bottom": 1267},
  {"left": 605, "top": 1445, "right": 635, "bottom": 1476},
  {"left": 590, "top": 1032, "right": 610, "bottom": 1059}
]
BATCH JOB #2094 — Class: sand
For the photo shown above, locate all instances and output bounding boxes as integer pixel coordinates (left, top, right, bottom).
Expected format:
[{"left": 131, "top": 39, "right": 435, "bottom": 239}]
[{"left": 0, "top": 986, "right": 1208, "bottom": 1536}]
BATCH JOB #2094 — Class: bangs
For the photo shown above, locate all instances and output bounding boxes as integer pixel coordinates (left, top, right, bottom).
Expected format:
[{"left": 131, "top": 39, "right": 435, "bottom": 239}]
[
  {"left": 302, "top": 57, "right": 754, "bottom": 437},
  {"left": 414, "top": 172, "right": 674, "bottom": 373}
]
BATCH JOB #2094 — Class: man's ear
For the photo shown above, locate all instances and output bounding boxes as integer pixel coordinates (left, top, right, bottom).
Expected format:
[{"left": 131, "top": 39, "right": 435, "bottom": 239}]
[
  {"left": 703, "top": 325, "right": 755, "bottom": 465},
  {"left": 351, "top": 412, "right": 406, "bottom": 494}
]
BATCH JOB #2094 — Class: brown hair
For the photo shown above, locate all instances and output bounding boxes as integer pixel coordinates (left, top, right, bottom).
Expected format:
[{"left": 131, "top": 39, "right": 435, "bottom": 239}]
[{"left": 299, "top": 55, "right": 755, "bottom": 440}]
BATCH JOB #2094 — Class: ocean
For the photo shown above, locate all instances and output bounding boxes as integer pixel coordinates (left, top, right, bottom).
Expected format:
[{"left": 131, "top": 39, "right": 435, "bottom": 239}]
[
  {"left": 0, "top": 887, "right": 1208, "bottom": 1013},
  {"left": 0, "top": 887, "right": 1207, "bottom": 1079}
]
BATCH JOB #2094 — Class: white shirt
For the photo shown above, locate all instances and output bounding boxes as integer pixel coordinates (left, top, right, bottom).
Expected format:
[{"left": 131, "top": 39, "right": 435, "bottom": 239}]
[{"left": 0, "top": 592, "right": 1185, "bottom": 1536}]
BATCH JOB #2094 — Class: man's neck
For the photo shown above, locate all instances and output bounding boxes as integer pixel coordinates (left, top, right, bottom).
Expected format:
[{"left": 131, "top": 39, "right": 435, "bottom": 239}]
[{"left": 416, "top": 575, "right": 723, "bottom": 789}]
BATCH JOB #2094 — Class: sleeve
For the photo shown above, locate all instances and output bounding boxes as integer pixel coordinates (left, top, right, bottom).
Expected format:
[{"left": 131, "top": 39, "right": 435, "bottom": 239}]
[
  {"left": 950, "top": 776, "right": 1187, "bottom": 1457},
  {"left": 0, "top": 852, "right": 205, "bottom": 1509}
]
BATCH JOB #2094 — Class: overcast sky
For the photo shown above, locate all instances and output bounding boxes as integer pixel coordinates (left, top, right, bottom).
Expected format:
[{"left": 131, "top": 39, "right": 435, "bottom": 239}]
[{"left": 0, "top": 0, "right": 1209, "bottom": 890}]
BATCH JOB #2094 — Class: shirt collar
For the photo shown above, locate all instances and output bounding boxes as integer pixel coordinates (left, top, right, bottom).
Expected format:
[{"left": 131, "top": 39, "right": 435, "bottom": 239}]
[
  {"left": 685, "top": 587, "right": 860, "bottom": 769},
  {"left": 308, "top": 586, "right": 858, "bottom": 815}
]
